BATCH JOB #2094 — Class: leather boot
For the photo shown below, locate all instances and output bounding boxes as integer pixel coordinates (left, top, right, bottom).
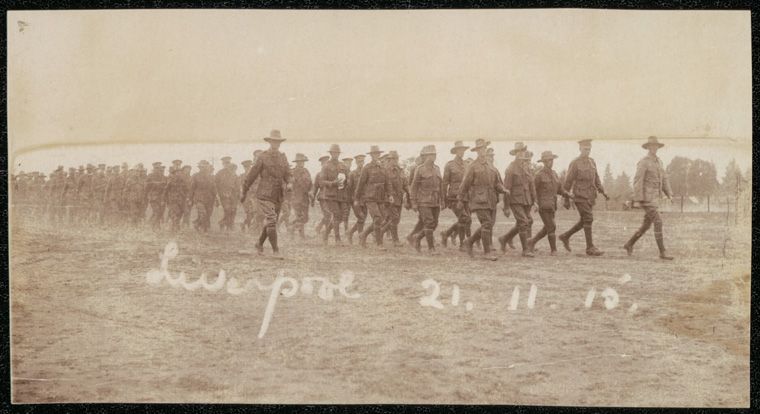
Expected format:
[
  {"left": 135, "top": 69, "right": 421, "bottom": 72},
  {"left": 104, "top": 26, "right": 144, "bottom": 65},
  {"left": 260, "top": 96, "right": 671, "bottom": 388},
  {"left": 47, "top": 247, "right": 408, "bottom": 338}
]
[
  {"left": 267, "top": 227, "right": 279, "bottom": 255},
  {"left": 623, "top": 231, "right": 643, "bottom": 256},
  {"left": 548, "top": 233, "right": 557, "bottom": 255},
  {"left": 256, "top": 227, "right": 268, "bottom": 254},
  {"left": 503, "top": 226, "right": 518, "bottom": 249},
  {"left": 584, "top": 225, "right": 603, "bottom": 256},
  {"left": 425, "top": 229, "right": 439, "bottom": 255},
  {"left": 462, "top": 228, "right": 481, "bottom": 257},
  {"left": 359, "top": 224, "right": 372, "bottom": 248},
  {"left": 498, "top": 234, "right": 509, "bottom": 253},
  {"left": 655, "top": 232, "right": 673, "bottom": 260},
  {"left": 440, "top": 224, "right": 455, "bottom": 248},
  {"left": 458, "top": 224, "right": 466, "bottom": 246},
  {"left": 482, "top": 230, "right": 498, "bottom": 260},
  {"left": 559, "top": 221, "right": 583, "bottom": 252},
  {"left": 374, "top": 224, "right": 384, "bottom": 246},
  {"left": 519, "top": 231, "right": 534, "bottom": 257},
  {"left": 322, "top": 222, "right": 332, "bottom": 245},
  {"left": 414, "top": 230, "right": 425, "bottom": 252}
]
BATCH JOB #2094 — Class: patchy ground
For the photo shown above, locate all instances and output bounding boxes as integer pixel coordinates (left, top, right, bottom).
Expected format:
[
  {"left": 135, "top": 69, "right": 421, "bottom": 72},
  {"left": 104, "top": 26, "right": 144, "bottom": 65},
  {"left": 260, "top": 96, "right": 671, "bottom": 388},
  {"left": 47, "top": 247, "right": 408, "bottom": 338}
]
[{"left": 9, "top": 208, "right": 750, "bottom": 406}]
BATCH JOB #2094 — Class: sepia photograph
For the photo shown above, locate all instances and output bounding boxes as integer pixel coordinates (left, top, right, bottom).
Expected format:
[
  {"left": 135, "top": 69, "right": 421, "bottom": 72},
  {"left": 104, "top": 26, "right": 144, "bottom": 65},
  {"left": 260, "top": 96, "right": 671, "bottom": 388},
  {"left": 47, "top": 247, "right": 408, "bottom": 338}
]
[{"left": 6, "top": 9, "right": 752, "bottom": 406}]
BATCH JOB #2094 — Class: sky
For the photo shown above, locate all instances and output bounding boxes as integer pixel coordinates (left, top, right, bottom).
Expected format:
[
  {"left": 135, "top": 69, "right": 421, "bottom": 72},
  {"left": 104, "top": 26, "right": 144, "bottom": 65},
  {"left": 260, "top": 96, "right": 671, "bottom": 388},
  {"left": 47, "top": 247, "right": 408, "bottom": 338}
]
[{"left": 7, "top": 9, "right": 752, "bottom": 172}]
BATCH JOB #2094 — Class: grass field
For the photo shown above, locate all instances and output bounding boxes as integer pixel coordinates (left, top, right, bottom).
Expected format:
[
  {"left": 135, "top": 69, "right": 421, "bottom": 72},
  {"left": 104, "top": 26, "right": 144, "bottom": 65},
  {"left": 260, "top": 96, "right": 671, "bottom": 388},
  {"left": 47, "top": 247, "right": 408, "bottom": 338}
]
[{"left": 9, "top": 206, "right": 751, "bottom": 406}]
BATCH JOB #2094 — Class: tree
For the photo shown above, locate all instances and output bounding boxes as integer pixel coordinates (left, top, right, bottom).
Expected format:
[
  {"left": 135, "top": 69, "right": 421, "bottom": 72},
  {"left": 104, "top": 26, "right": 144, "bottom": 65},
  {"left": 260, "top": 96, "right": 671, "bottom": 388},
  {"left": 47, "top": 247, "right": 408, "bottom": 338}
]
[
  {"left": 687, "top": 159, "right": 719, "bottom": 211},
  {"left": 602, "top": 163, "right": 616, "bottom": 199},
  {"left": 666, "top": 156, "right": 692, "bottom": 197},
  {"left": 721, "top": 158, "right": 744, "bottom": 195},
  {"left": 615, "top": 171, "right": 633, "bottom": 202}
]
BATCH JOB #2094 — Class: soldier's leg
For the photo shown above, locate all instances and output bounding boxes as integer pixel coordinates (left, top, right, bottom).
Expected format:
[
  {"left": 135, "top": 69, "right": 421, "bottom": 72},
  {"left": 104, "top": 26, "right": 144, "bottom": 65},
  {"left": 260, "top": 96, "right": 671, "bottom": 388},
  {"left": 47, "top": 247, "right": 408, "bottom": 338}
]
[
  {"left": 347, "top": 203, "right": 365, "bottom": 243},
  {"left": 512, "top": 204, "right": 533, "bottom": 256},
  {"left": 360, "top": 202, "right": 383, "bottom": 247},
  {"left": 406, "top": 215, "right": 424, "bottom": 245},
  {"left": 652, "top": 208, "right": 672, "bottom": 259},
  {"left": 623, "top": 206, "right": 654, "bottom": 255},
  {"left": 413, "top": 207, "right": 431, "bottom": 252},
  {"left": 440, "top": 202, "right": 458, "bottom": 247},
  {"left": 530, "top": 208, "right": 551, "bottom": 250},
  {"left": 478, "top": 209, "right": 496, "bottom": 257},
  {"left": 558, "top": 201, "right": 586, "bottom": 251},
  {"left": 576, "top": 200, "right": 601, "bottom": 255}
]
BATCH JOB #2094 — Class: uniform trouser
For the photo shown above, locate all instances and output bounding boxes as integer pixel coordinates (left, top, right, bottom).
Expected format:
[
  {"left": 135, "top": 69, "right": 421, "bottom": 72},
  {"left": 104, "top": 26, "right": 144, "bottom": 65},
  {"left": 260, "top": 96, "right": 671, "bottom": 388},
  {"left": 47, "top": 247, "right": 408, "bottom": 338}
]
[
  {"left": 348, "top": 202, "right": 368, "bottom": 237},
  {"left": 254, "top": 199, "right": 282, "bottom": 250},
  {"left": 362, "top": 201, "right": 386, "bottom": 245},
  {"left": 322, "top": 199, "right": 343, "bottom": 241},
  {"left": 443, "top": 200, "right": 472, "bottom": 243},
  {"left": 167, "top": 199, "right": 184, "bottom": 231},
  {"left": 416, "top": 206, "right": 440, "bottom": 250},
  {"left": 468, "top": 208, "right": 495, "bottom": 252},
  {"left": 531, "top": 208, "right": 557, "bottom": 250},
  {"left": 149, "top": 199, "right": 165, "bottom": 229},
  {"left": 194, "top": 200, "right": 214, "bottom": 231},
  {"left": 279, "top": 198, "right": 291, "bottom": 227},
  {"left": 182, "top": 200, "right": 192, "bottom": 226},
  {"left": 128, "top": 198, "right": 143, "bottom": 225},
  {"left": 341, "top": 201, "right": 351, "bottom": 229},
  {"left": 220, "top": 198, "right": 237, "bottom": 229},
  {"left": 562, "top": 199, "right": 595, "bottom": 248},
  {"left": 292, "top": 201, "right": 309, "bottom": 233},
  {"left": 316, "top": 200, "right": 329, "bottom": 231},
  {"left": 241, "top": 197, "right": 256, "bottom": 227},
  {"left": 627, "top": 204, "right": 665, "bottom": 250},
  {"left": 382, "top": 204, "right": 402, "bottom": 241},
  {"left": 502, "top": 204, "right": 534, "bottom": 244}
]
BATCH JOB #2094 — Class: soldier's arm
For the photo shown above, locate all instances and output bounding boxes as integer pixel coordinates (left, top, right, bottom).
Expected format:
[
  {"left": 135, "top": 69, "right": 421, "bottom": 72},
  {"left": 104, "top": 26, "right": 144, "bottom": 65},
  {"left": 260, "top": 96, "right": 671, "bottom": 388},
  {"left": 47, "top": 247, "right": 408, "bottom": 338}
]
[
  {"left": 660, "top": 160, "right": 673, "bottom": 198},
  {"left": 563, "top": 161, "right": 577, "bottom": 193},
  {"left": 384, "top": 169, "right": 393, "bottom": 202},
  {"left": 592, "top": 160, "right": 606, "bottom": 195},
  {"left": 242, "top": 159, "right": 263, "bottom": 197},
  {"left": 409, "top": 167, "right": 419, "bottom": 204},
  {"left": 457, "top": 164, "right": 473, "bottom": 202},
  {"left": 320, "top": 165, "right": 338, "bottom": 188},
  {"left": 502, "top": 166, "right": 514, "bottom": 205},
  {"left": 354, "top": 169, "right": 367, "bottom": 201},
  {"left": 442, "top": 163, "right": 451, "bottom": 198},
  {"left": 632, "top": 159, "right": 646, "bottom": 201}
]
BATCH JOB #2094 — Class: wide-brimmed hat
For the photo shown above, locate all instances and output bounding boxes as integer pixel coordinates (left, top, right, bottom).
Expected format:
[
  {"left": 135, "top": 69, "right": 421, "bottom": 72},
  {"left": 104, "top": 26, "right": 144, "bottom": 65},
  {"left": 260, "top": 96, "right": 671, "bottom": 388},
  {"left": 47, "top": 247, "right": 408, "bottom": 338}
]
[
  {"left": 538, "top": 150, "right": 559, "bottom": 162},
  {"left": 509, "top": 142, "right": 528, "bottom": 156},
  {"left": 198, "top": 160, "right": 209, "bottom": 167},
  {"left": 253, "top": 149, "right": 264, "bottom": 156},
  {"left": 642, "top": 136, "right": 664, "bottom": 149},
  {"left": 172, "top": 159, "right": 182, "bottom": 165},
  {"left": 326, "top": 144, "right": 341, "bottom": 153},
  {"left": 420, "top": 145, "right": 437, "bottom": 156},
  {"left": 292, "top": 153, "right": 309, "bottom": 163},
  {"left": 318, "top": 155, "right": 330, "bottom": 162},
  {"left": 354, "top": 154, "right": 366, "bottom": 160},
  {"left": 263, "top": 129, "right": 286, "bottom": 142},
  {"left": 470, "top": 138, "right": 490, "bottom": 152},
  {"left": 182, "top": 165, "right": 192, "bottom": 170},
  {"left": 152, "top": 162, "right": 163, "bottom": 168},
  {"left": 450, "top": 140, "right": 469, "bottom": 154},
  {"left": 86, "top": 164, "right": 95, "bottom": 170},
  {"left": 367, "top": 145, "right": 384, "bottom": 155},
  {"left": 221, "top": 156, "right": 232, "bottom": 163},
  {"left": 341, "top": 157, "right": 353, "bottom": 162},
  {"left": 578, "top": 139, "right": 593, "bottom": 148},
  {"left": 241, "top": 160, "right": 253, "bottom": 167},
  {"left": 387, "top": 150, "right": 399, "bottom": 159}
]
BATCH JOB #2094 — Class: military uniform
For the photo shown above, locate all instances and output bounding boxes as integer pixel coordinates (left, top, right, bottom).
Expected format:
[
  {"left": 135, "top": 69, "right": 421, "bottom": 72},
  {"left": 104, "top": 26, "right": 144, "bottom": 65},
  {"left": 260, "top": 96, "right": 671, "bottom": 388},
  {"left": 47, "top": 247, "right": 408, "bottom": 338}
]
[
  {"left": 215, "top": 160, "right": 240, "bottom": 231},
  {"left": 179, "top": 166, "right": 193, "bottom": 228},
  {"left": 239, "top": 160, "right": 257, "bottom": 231},
  {"left": 241, "top": 131, "right": 291, "bottom": 254},
  {"left": 146, "top": 163, "right": 168, "bottom": 231},
  {"left": 190, "top": 163, "right": 217, "bottom": 232},
  {"left": 500, "top": 156, "right": 537, "bottom": 256},
  {"left": 91, "top": 166, "right": 108, "bottom": 224},
  {"left": 560, "top": 140, "right": 607, "bottom": 255},
  {"left": 346, "top": 157, "right": 367, "bottom": 243},
  {"left": 381, "top": 153, "right": 408, "bottom": 245},
  {"left": 123, "top": 167, "right": 148, "bottom": 226},
  {"left": 528, "top": 151, "right": 569, "bottom": 254},
  {"left": 441, "top": 153, "right": 471, "bottom": 246},
  {"left": 458, "top": 140, "right": 507, "bottom": 258},
  {"left": 410, "top": 147, "right": 444, "bottom": 253},
  {"left": 405, "top": 158, "right": 425, "bottom": 245},
  {"left": 290, "top": 156, "right": 313, "bottom": 238},
  {"left": 62, "top": 169, "right": 79, "bottom": 224},
  {"left": 354, "top": 147, "right": 392, "bottom": 247},
  {"left": 319, "top": 151, "right": 350, "bottom": 244},
  {"left": 164, "top": 167, "right": 189, "bottom": 232},
  {"left": 624, "top": 137, "right": 674, "bottom": 259}
]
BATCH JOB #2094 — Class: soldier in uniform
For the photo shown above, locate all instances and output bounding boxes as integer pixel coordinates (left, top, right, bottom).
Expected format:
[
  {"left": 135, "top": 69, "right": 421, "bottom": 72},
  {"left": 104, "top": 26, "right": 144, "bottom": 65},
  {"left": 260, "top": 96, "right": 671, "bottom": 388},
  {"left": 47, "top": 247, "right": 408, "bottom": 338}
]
[
  {"left": 290, "top": 153, "right": 313, "bottom": 239},
  {"left": 146, "top": 162, "right": 168, "bottom": 231},
  {"left": 379, "top": 151, "right": 408, "bottom": 247},
  {"left": 311, "top": 155, "right": 330, "bottom": 236},
  {"left": 123, "top": 164, "right": 148, "bottom": 227},
  {"left": 239, "top": 159, "right": 256, "bottom": 231},
  {"left": 528, "top": 151, "right": 572, "bottom": 255},
  {"left": 164, "top": 165, "right": 189, "bottom": 232},
  {"left": 346, "top": 154, "right": 367, "bottom": 244},
  {"left": 354, "top": 145, "right": 392, "bottom": 248},
  {"left": 241, "top": 129, "right": 291, "bottom": 255},
  {"left": 458, "top": 139, "right": 508, "bottom": 260},
  {"left": 500, "top": 149, "right": 538, "bottom": 257},
  {"left": 440, "top": 141, "right": 471, "bottom": 248},
  {"left": 180, "top": 164, "right": 193, "bottom": 228},
  {"left": 248, "top": 149, "right": 265, "bottom": 234},
  {"left": 215, "top": 156, "right": 240, "bottom": 231},
  {"left": 318, "top": 144, "right": 350, "bottom": 245},
  {"left": 340, "top": 157, "right": 354, "bottom": 232},
  {"left": 497, "top": 142, "right": 529, "bottom": 250},
  {"left": 623, "top": 136, "right": 674, "bottom": 260},
  {"left": 410, "top": 145, "right": 444, "bottom": 254},
  {"left": 559, "top": 139, "right": 609, "bottom": 256},
  {"left": 190, "top": 160, "right": 217, "bottom": 233},
  {"left": 405, "top": 156, "right": 425, "bottom": 246}
]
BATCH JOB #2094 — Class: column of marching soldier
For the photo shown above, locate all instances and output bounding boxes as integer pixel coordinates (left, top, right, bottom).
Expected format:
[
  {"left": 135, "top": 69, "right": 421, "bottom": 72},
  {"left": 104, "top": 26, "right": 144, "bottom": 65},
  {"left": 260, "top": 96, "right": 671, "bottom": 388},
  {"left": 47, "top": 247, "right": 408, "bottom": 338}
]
[{"left": 10, "top": 130, "right": 675, "bottom": 260}]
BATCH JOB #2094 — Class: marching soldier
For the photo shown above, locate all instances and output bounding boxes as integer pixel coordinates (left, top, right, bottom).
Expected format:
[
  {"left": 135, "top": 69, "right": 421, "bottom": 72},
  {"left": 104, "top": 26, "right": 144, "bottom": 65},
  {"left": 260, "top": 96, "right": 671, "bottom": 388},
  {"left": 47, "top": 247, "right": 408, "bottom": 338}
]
[
  {"left": 559, "top": 139, "right": 609, "bottom": 256},
  {"left": 458, "top": 139, "right": 508, "bottom": 260},
  {"left": 340, "top": 157, "right": 354, "bottom": 232},
  {"left": 312, "top": 155, "right": 330, "bottom": 236},
  {"left": 318, "top": 144, "right": 350, "bottom": 245},
  {"left": 239, "top": 159, "right": 256, "bottom": 231},
  {"left": 404, "top": 156, "right": 425, "bottom": 246},
  {"left": 146, "top": 162, "right": 168, "bottom": 231},
  {"left": 180, "top": 165, "right": 193, "bottom": 228},
  {"left": 346, "top": 154, "right": 367, "bottom": 244},
  {"left": 241, "top": 129, "right": 291, "bottom": 255},
  {"left": 498, "top": 142, "right": 529, "bottom": 250},
  {"left": 164, "top": 165, "right": 189, "bottom": 232},
  {"left": 500, "top": 148, "right": 537, "bottom": 257},
  {"left": 215, "top": 156, "right": 240, "bottom": 231},
  {"left": 381, "top": 151, "right": 409, "bottom": 247},
  {"left": 409, "top": 145, "right": 444, "bottom": 254},
  {"left": 190, "top": 160, "right": 217, "bottom": 233},
  {"left": 123, "top": 164, "right": 148, "bottom": 226},
  {"left": 104, "top": 165, "right": 123, "bottom": 225},
  {"left": 354, "top": 145, "right": 392, "bottom": 248},
  {"left": 623, "top": 136, "right": 674, "bottom": 260},
  {"left": 290, "top": 153, "right": 313, "bottom": 239},
  {"left": 248, "top": 149, "right": 266, "bottom": 235},
  {"left": 528, "top": 151, "right": 572, "bottom": 255},
  {"left": 441, "top": 141, "right": 471, "bottom": 248}
]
